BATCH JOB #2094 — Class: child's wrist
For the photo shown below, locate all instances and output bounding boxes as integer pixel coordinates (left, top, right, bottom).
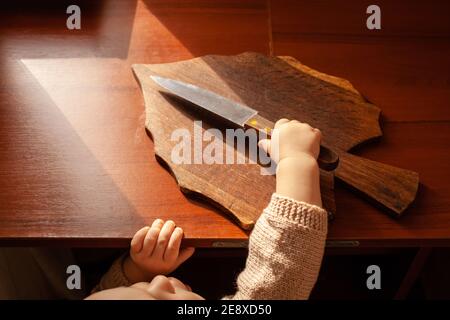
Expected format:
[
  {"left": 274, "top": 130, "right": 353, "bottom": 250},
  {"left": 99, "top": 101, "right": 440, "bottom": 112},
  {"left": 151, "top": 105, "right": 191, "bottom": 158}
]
[
  {"left": 275, "top": 154, "right": 322, "bottom": 206},
  {"left": 277, "top": 154, "right": 318, "bottom": 172},
  {"left": 123, "top": 255, "right": 155, "bottom": 284}
]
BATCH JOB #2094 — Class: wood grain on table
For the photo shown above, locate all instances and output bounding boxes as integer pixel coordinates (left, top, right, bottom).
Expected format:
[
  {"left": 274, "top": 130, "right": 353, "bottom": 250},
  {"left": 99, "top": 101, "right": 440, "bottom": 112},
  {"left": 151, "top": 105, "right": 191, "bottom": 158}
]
[{"left": 0, "top": 0, "right": 449, "bottom": 247}]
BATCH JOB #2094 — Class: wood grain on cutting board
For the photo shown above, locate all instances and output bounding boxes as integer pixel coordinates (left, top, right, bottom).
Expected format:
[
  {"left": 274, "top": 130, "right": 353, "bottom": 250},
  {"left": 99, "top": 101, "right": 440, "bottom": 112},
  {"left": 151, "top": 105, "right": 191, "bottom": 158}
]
[{"left": 133, "top": 52, "right": 419, "bottom": 228}]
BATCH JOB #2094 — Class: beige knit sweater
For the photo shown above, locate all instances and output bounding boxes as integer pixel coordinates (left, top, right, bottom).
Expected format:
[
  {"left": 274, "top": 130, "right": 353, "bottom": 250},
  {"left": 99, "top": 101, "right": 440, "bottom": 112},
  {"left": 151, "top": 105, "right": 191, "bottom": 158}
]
[{"left": 94, "top": 193, "right": 328, "bottom": 299}]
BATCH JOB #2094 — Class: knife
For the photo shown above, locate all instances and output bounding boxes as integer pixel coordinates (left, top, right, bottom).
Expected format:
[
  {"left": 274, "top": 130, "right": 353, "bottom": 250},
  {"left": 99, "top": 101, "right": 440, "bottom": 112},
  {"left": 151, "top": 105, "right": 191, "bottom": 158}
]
[{"left": 150, "top": 75, "right": 339, "bottom": 171}]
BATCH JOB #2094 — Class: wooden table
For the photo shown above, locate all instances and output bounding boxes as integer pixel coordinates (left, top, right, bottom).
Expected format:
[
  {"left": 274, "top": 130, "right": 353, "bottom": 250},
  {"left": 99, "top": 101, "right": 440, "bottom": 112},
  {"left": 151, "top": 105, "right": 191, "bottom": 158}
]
[{"left": 1, "top": 0, "right": 449, "bottom": 251}]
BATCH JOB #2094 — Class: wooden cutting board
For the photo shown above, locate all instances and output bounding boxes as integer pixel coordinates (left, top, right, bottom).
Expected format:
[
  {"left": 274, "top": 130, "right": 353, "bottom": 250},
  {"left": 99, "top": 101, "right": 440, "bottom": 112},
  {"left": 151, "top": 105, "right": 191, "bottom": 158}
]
[{"left": 132, "top": 52, "right": 419, "bottom": 229}]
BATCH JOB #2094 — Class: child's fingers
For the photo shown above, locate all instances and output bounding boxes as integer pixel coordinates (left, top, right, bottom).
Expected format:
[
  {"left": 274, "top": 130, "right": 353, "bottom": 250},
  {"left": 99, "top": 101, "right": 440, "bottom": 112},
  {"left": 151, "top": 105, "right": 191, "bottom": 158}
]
[
  {"left": 142, "top": 219, "right": 164, "bottom": 256},
  {"left": 164, "top": 227, "right": 183, "bottom": 262},
  {"left": 130, "top": 226, "right": 150, "bottom": 253},
  {"left": 152, "top": 220, "right": 176, "bottom": 259},
  {"left": 175, "top": 247, "right": 195, "bottom": 267},
  {"left": 274, "top": 118, "right": 289, "bottom": 129},
  {"left": 151, "top": 218, "right": 165, "bottom": 228},
  {"left": 258, "top": 139, "right": 271, "bottom": 155}
]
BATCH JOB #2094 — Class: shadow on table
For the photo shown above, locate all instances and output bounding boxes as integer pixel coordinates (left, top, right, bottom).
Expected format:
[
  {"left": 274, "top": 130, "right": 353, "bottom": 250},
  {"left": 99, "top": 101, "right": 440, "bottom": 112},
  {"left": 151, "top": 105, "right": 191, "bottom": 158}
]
[{"left": 0, "top": 0, "right": 137, "bottom": 59}]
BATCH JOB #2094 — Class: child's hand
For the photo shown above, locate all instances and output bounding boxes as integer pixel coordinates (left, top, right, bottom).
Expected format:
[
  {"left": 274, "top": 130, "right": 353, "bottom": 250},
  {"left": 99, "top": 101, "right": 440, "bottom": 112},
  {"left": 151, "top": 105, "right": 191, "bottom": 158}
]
[
  {"left": 123, "top": 219, "right": 195, "bottom": 283},
  {"left": 258, "top": 119, "right": 323, "bottom": 207},
  {"left": 258, "top": 118, "right": 321, "bottom": 163}
]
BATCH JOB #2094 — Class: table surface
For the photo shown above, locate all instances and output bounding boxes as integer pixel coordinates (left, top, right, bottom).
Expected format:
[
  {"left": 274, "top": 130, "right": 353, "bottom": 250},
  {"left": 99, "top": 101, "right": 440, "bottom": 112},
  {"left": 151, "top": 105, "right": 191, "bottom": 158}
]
[{"left": 1, "top": 0, "right": 449, "bottom": 247}]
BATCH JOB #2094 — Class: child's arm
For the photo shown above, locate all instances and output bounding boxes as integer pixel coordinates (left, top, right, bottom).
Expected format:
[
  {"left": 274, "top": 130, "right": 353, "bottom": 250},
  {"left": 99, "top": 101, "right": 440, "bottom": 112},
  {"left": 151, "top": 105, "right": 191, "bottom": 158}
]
[
  {"left": 92, "top": 119, "right": 327, "bottom": 299},
  {"left": 225, "top": 119, "right": 328, "bottom": 300},
  {"left": 92, "top": 220, "right": 194, "bottom": 293}
]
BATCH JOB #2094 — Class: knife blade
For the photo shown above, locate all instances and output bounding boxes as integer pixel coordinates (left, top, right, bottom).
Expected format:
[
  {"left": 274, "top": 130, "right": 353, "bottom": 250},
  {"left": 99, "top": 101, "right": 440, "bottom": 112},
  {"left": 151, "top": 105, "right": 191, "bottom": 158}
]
[{"left": 150, "top": 75, "right": 339, "bottom": 171}]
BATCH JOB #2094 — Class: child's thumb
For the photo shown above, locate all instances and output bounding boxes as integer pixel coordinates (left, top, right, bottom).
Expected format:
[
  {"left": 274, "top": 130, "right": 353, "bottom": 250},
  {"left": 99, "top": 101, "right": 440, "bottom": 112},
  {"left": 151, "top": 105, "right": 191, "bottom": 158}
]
[{"left": 258, "top": 139, "right": 271, "bottom": 155}]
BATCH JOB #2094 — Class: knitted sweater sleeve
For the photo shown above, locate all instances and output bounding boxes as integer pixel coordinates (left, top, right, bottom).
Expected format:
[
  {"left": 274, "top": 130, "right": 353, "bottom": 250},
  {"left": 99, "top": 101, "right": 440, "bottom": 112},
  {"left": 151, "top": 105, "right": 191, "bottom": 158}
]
[
  {"left": 91, "top": 193, "right": 328, "bottom": 299},
  {"left": 223, "top": 193, "right": 328, "bottom": 300},
  {"left": 90, "top": 253, "right": 131, "bottom": 293}
]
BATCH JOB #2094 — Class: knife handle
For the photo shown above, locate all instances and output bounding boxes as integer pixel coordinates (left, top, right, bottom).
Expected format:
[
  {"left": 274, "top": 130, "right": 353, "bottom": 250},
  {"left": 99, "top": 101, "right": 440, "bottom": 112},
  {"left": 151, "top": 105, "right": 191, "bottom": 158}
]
[{"left": 245, "top": 114, "right": 339, "bottom": 171}]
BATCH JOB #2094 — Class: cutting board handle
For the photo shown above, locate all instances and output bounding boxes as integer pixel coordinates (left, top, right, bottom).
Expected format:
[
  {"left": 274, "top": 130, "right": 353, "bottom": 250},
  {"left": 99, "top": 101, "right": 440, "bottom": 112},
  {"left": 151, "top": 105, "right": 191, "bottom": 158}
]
[
  {"left": 336, "top": 152, "right": 419, "bottom": 215},
  {"left": 245, "top": 114, "right": 339, "bottom": 171},
  {"left": 244, "top": 115, "right": 419, "bottom": 214}
]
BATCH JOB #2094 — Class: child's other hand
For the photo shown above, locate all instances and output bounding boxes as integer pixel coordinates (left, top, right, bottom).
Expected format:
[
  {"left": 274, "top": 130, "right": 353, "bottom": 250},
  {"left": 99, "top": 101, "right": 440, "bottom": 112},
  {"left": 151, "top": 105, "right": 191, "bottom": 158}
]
[
  {"left": 123, "top": 219, "right": 195, "bottom": 283},
  {"left": 258, "top": 118, "right": 321, "bottom": 163}
]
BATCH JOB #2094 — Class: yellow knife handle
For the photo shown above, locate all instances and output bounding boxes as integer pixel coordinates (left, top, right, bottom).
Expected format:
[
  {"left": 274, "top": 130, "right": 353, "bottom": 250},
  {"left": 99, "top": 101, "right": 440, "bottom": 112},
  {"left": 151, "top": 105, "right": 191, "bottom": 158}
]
[{"left": 245, "top": 114, "right": 339, "bottom": 171}]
